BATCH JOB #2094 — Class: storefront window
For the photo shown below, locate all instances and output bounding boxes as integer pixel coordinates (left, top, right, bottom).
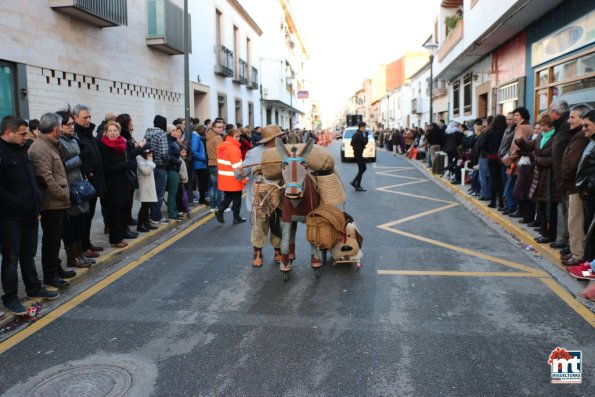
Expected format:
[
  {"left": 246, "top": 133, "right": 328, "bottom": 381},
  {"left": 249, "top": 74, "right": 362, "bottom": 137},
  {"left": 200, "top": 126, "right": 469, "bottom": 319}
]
[
  {"left": 533, "top": 48, "right": 595, "bottom": 117},
  {"left": 0, "top": 62, "right": 16, "bottom": 119},
  {"left": 537, "top": 69, "right": 549, "bottom": 87}
]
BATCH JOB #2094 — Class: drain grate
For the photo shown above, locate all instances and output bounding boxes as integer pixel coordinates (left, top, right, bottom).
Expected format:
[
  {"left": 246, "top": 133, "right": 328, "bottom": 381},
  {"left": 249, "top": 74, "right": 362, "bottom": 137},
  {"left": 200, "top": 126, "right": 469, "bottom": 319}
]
[{"left": 24, "top": 364, "right": 133, "bottom": 397}]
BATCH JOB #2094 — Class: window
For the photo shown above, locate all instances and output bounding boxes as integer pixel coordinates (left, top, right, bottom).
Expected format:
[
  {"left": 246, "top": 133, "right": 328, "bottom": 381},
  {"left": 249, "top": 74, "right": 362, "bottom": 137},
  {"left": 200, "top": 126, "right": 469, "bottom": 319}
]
[
  {"left": 533, "top": 49, "right": 595, "bottom": 116},
  {"left": 452, "top": 80, "right": 460, "bottom": 116},
  {"left": 217, "top": 93, "right": 227, "bottom": 119},
  {"left": 463, "top": 73, "right": 472, "bottom": 114},
  {"left": 248, "top": 102, "right": 254, "bottom": 128},
  {"left": 235, "top": 98, "right": 242, "bottom": 125},
  {"left": 215, "top": 9, "right": 222, "bottom": 46},
  {"left": 0, "top": 61, "right": 16, "bottom": 118}
]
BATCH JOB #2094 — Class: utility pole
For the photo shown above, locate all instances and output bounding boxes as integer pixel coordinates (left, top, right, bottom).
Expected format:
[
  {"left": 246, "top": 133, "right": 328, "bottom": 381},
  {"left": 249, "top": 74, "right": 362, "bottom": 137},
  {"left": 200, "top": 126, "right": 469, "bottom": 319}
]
[
  {"left": 183, "top": 0, "right": 193, "bottom": 207},
  {"left": 423, "top": 41, "right": 438, "bottom": 124}
]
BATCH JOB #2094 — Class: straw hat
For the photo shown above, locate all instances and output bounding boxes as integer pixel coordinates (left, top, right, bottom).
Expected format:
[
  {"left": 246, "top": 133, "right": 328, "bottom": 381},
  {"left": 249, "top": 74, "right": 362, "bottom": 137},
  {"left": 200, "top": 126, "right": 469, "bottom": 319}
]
[{"left": 258, "top": 124, "right": 284, "bottom": 144}]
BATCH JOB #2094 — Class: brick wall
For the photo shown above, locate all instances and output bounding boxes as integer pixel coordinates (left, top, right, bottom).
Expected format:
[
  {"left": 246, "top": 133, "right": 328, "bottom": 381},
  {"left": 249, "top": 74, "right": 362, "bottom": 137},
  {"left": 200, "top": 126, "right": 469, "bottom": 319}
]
[{"left": 27, "top": 66, "right": 183, "bottom": 140}]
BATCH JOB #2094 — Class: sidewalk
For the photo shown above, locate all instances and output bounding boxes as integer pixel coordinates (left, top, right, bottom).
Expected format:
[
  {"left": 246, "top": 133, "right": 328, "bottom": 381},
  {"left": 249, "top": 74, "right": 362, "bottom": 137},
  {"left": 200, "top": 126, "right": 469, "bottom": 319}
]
[
  {"left": 403, "top": 153, "right": 595, "bottom": 311},
  {"left": 0, "top": 200, "right": 212, "bottom": 329}
]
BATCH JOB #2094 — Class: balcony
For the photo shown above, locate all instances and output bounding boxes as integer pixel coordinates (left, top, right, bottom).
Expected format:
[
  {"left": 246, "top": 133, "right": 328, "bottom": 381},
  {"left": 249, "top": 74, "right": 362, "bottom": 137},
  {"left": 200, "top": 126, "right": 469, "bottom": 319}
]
[
  {"left": 234, "top": 59, "right": 248, "bottom": 85},
  {"left": 146, "top": 0, "right": 185, "bottom": 55},
  {"left": 49, "top": 0, "right": 127, "bottom": 27},
  {"left": 437, "top": 18, "right": 464, "bottom": 62},
  {"left": 412, "top": 98, "right": 422, "bottom": 114},
  {"left": 249, "top": 67, "right": 259, "bottom": 90},
  {"left": 214, "top": 45, "right": 234, "bottom": 78}
]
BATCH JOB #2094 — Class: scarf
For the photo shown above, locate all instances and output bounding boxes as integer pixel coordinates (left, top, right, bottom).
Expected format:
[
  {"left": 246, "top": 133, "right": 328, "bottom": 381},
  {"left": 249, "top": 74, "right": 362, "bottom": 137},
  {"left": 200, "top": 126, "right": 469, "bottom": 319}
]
[
  {"left": 540, "top": 128, "right": 555, "bottom": 149},
  {"left": 101, "top": 135, "right": 127, "bottom": 154}
]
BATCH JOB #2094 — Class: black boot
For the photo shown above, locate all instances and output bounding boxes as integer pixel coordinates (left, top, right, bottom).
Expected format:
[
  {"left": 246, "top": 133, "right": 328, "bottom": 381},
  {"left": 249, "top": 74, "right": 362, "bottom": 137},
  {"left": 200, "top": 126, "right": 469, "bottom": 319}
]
[
  {"left": 233, "top": 215, "right": 246, "bottom": 224},
  {"left": 215, "top": 210, "right": 225, "bottom": 223}
]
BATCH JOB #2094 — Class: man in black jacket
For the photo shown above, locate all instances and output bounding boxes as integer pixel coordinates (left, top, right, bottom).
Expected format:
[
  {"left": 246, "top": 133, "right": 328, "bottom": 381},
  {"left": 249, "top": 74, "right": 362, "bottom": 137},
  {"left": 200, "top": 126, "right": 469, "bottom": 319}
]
[
  {"left": 350, "top": 121, "right": 368, "bottom": 192},
  {"left": 74, "top": 104, "right": 106, "bottom": 257},
  {"left": 549, "top": 99, "right": 571, "bottom": 250},
  {"left": 0, "top": 116, "right": 58, "bottom": 316}
]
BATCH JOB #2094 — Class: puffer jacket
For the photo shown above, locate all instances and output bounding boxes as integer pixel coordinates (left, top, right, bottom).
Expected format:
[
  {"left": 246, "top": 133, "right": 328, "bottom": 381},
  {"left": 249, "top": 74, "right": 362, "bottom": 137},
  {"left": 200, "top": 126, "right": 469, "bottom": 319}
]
[
  {"left": 60, "top": 134, "right": 89, "bottom": 216},
  {"left": 28, "top": 133, "right": 70, "bottom": 210},
  {"left": 190, "top": 132, "right": 207, "bottom": 170}
]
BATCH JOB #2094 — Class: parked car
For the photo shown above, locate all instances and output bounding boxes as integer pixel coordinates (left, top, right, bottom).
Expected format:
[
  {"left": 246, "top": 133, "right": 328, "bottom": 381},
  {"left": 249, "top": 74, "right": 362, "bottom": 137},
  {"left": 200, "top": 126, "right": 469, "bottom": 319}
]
[{"left": 341, "top": 127, "right": 376, "bottom": 162}]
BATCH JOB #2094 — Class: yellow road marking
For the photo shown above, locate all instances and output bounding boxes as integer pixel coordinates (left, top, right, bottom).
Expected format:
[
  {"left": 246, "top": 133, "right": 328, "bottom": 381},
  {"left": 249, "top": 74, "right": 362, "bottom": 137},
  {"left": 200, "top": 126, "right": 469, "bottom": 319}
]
[
  {"left": 374, "top": 180, "right": 428, "bottom": 189},
  {"left": 0, "top": 214, "right": 214, "bottom": 355},
  {"left": 377, "top": 270, "right": 542, "bottom": 277},
  {"left": 380, "top": 226, "right": 547, "bottom": 275},
  {"left": 379, "top": 203, "right": 460, "bottom": 227},
  {"left": 374, "top": 189, "right": 456, "bottom": 204},
  {"left": 539, "top": 277, "right": 595, "bottom": 327}
]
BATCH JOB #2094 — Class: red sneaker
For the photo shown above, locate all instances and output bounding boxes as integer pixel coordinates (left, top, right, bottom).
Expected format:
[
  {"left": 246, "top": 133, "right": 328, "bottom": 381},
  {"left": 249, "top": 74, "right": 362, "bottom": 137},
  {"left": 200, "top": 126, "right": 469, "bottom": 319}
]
[{"left": 568, "top": 262, "right": 595, "bottom": 280}]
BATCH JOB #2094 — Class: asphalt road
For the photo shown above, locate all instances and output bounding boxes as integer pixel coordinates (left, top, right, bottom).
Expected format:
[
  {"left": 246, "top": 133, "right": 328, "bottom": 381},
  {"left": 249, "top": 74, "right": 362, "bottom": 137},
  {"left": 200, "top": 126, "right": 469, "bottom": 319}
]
[{"left": 0, "top": 141, "right": 593, "bottom": 396}]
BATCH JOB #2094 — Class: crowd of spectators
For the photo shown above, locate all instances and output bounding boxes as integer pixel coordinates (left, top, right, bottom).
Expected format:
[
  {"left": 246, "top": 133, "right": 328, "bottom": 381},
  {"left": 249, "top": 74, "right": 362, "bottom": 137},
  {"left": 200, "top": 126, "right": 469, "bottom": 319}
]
[
  {"left": 377, "top": 101, "right": 595, "bottom": 297},
  {"left": 0, "top": 107, "right": 330, "bottom": 317}
]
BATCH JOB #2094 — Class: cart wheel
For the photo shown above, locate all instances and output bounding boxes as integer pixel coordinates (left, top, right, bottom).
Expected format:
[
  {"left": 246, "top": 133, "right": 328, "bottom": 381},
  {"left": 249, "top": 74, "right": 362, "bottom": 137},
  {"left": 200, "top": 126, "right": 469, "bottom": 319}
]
[{"left": 283, "top": 272, "right": 290, "bottom": 282}]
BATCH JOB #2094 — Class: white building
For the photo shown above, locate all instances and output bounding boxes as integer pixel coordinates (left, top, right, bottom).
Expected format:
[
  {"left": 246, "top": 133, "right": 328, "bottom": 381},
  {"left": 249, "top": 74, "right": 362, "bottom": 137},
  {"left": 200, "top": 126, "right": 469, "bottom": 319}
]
[
  {"left": 189, "top": 0, "right": 263, "bottom": 127},
  {"left": 247, "top": 0, "right": 310, "bottom": 130},
  {"left": 408, "top": 63, "right": 431, "bottom": 128},
  {"left": 0, "top": 0, "right": 186, "bottom": 133}
]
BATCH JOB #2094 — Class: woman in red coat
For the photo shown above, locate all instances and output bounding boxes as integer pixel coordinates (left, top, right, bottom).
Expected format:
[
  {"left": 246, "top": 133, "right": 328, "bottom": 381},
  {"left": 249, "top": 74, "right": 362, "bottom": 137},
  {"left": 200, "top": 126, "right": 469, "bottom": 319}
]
[{"left": 215, "top": 129, "right": 247, "bottom": 224}]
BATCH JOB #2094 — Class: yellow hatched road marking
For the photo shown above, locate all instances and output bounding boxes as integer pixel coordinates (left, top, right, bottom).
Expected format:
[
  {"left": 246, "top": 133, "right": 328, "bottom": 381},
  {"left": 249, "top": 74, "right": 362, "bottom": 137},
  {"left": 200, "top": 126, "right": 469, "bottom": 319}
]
[
  {"left": 0, "top": 214, "right": 214, "bottom": 356},
  {"left": 377, "top": 270, "right": 542, "bottom": 277},
  {"left": 539, "top": 277, "right": 595, "bottom": 327}
]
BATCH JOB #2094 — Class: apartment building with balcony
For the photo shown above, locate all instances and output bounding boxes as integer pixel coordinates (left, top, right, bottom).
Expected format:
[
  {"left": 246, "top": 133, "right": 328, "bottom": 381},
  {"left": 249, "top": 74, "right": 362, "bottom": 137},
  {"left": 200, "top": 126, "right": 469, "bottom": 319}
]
[
  {"left": 432, "top": 0, "right": 570, "bottom": 123},
  {"left": 189, "top": 0, "right": 262, "bottom": 127},
  {"left": 244, "top": 0, "right": 309, "bottom": 130},
  {"left": 0, "top": 0, "right": 186, "bottom": 132}
]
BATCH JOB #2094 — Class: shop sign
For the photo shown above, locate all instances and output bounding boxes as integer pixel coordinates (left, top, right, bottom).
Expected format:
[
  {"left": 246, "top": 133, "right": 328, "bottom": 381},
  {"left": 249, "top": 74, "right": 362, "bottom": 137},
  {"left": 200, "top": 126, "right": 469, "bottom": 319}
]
[{"left": 532, "top": 10, "right": 595, "bottom": 67}]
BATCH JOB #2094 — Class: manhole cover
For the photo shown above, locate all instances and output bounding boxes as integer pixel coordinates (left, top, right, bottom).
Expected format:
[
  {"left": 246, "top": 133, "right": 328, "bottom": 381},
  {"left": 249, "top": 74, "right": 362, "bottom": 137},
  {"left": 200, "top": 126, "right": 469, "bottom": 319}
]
[{"left": 24, "top": 364, "right": 133, "bottom": 397}]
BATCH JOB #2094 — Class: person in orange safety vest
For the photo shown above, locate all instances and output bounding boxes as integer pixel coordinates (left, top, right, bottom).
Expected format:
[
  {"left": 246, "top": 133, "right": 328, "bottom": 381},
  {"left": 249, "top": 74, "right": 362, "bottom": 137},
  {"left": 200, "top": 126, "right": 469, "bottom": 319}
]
[{"left": 215, "top": 129, "right": 248, "bottom": 224}]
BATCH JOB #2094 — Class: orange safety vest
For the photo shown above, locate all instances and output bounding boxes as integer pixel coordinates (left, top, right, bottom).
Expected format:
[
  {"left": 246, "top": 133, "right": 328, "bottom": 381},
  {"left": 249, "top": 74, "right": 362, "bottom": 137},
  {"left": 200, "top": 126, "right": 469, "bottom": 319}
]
[{"left": 217, "top": 137, "right": 246, "bottom": 192}]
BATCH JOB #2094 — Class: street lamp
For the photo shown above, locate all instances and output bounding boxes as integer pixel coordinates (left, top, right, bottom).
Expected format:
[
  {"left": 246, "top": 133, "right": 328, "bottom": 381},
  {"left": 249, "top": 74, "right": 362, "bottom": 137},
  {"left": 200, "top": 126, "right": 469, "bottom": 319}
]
[{"left": 423, "top": 41, "right": 438, "bottom": 124}]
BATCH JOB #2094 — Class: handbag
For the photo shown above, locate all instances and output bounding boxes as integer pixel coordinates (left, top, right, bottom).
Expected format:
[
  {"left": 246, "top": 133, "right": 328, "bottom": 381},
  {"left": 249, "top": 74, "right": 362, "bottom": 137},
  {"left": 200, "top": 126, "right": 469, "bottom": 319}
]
[
  {"left": 70, "top": 178, "right": 96, "bottom": 205},
  {"left": 127, "top": 168, "right": 139, "bottom": 189}
]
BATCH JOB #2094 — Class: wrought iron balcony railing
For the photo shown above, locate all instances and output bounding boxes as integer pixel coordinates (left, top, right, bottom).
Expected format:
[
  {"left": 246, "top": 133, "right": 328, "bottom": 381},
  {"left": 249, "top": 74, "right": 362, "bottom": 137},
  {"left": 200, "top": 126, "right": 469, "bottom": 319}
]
[
  {"left": 214, "top": 45, "right": 234, "bottom": 78},
  {"left": 250, "top": 67, "right": 259, "bottom": 90},
  {"left": 234, "top": 59, "right": 248, "bottom": 85},
  {"left": 49, "top": 0, "right": 128, "bottom": 27}
]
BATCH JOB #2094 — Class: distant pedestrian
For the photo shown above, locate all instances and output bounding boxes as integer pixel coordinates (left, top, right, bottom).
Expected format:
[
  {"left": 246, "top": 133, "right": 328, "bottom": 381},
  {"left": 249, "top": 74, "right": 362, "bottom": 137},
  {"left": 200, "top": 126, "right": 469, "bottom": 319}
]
[
  {"left": 206, "top": 120, "right": 225, "bottom": 212},
  {"left": 350, "top": 121, "right": 368, "bottom": 192},
  {"left": 191, "top": 125, "right": 208, "bottom": 205},
  {"left": 1, "top": 116, "right": 59, "bottom": 316}
]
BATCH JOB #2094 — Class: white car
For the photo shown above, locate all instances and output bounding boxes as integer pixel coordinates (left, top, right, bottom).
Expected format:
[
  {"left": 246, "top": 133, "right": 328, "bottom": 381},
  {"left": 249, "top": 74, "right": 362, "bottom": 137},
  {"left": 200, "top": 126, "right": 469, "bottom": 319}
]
[{"left": 340, "top": 127, "right": 376, "bottom": 162}]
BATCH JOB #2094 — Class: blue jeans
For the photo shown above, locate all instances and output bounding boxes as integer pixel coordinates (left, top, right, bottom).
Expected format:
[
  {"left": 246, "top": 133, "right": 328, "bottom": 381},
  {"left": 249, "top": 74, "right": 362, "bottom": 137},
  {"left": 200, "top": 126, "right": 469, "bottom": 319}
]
[
  {"left": 478, "top": 158, "right": 490, "bottom": 199},
  {"left": 209, "top": 166, "right": 223, "bottom": 209},
  {"left": 503, "top": 174, "right": 518, "bottom": 212},
  {"left": 150, "top": 167, "right": 168, "bottom": 221},
  {"left": 1, "top": 219, "right": 42, "bottom": 304}
]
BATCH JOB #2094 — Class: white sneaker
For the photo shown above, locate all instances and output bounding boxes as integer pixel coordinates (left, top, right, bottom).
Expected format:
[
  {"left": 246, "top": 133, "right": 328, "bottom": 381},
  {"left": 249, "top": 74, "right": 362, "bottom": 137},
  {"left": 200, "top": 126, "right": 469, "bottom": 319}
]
[
  {"left": 224, "top": 208, "right": 231, "bottom": 213},
  {"left": 150, "top": 220, "right": 160, "bottom": 227},
  {"left": 159, "top": 218, "right": 169, "bottom": 224}
]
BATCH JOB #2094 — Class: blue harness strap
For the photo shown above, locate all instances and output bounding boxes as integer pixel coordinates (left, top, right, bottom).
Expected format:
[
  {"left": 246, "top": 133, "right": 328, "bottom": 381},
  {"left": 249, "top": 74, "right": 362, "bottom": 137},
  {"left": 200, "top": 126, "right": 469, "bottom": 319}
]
[{"left": 282, "top": 157, "right": 305, "bottom": 164}]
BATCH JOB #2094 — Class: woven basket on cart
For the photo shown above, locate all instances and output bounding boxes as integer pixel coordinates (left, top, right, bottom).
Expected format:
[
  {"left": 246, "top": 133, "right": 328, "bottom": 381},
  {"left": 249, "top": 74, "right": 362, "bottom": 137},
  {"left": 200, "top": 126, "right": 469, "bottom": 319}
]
[{"left": 316, "top": 172, "right": 345, "bottom": 206}]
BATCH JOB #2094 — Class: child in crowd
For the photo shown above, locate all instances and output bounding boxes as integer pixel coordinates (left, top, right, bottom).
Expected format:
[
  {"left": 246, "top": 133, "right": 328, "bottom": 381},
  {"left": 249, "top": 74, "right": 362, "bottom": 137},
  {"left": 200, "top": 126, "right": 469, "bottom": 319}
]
[
  {"left": 135, "top": 149, "right": 158, "bottom": 232},
  {"left": 177, "top": 148, "right": 190, "bottom": 217}
]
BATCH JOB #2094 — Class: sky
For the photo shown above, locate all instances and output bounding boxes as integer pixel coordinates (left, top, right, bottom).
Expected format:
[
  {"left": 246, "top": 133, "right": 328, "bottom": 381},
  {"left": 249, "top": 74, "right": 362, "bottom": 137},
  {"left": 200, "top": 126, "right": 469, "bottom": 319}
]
[{"left": 290, "top": 0, "right": 442, "bottom": 125}]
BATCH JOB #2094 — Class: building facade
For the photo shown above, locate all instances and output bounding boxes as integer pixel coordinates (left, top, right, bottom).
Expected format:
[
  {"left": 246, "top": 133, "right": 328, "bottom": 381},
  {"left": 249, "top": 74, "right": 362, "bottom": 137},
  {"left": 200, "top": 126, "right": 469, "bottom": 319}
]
[{"left": 1, "top": 0, "right": 186, "bottom": 133}]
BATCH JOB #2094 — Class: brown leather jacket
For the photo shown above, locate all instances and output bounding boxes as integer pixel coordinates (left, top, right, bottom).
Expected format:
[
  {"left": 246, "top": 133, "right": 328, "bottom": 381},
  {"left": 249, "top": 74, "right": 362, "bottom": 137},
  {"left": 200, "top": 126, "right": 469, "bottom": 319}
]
[
  {"left": 561, "top": 126, "right": 589, "bottom": 194},
  {"left": 28, "top": 133, "right": 70, "bottom": 210}
]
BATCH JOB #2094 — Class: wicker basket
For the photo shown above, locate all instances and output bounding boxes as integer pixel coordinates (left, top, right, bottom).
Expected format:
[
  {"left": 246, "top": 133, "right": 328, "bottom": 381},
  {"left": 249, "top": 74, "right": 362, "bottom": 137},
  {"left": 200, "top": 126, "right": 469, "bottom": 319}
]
[
  {"left": 253, "top": 182, "right": 282, "bottom": 220},
  {"left": 317, "top": 172, "right": 345, "bottom": 206}
]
